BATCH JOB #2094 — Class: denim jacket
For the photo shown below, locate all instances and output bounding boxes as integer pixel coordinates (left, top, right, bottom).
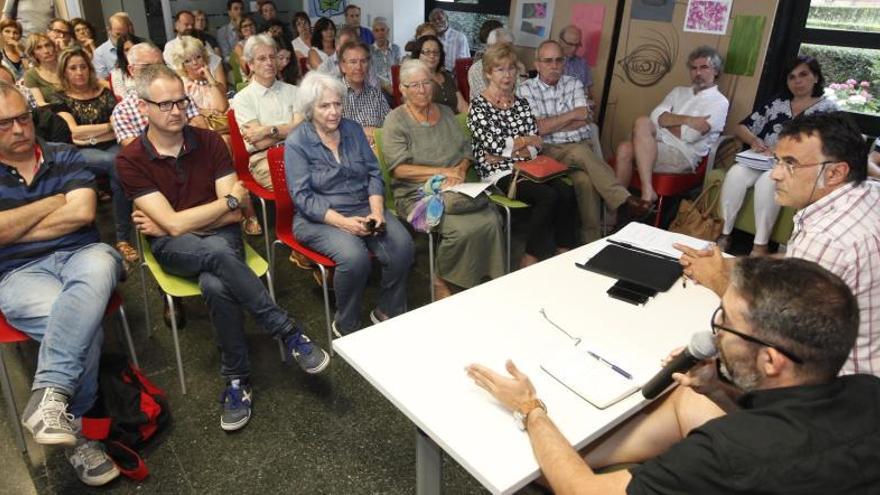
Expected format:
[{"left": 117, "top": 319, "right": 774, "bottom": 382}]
[{"left": 285, "top": 118, "right": 384, "bottom": 222}]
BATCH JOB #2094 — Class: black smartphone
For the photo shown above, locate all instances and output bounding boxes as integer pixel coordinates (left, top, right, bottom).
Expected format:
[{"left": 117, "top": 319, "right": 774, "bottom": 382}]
[
  {"left": 607, "top": 284, "right": 650, "bottom": 305},
  {"left": 615, "top": 280, "right": 658, "bottom": 298}
]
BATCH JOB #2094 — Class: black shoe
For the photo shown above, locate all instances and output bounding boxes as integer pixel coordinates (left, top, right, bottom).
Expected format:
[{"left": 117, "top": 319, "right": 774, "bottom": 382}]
[{"left": 162, "top": 296, "right": 186, "bottom": 329}]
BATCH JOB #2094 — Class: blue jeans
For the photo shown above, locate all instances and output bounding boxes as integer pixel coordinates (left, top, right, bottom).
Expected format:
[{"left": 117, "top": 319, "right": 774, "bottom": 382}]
[
  {"left": 294, "top": 211, "right": 413, "bottom": 333},
  {"left": 80, "top": 144, "right": 132, "bottom": 243},
  {"left": 0, "top": 243, "right": 123, "bottom": 416},
  {"left": 150, "top": 224, "right": 293, "bottom": 380}
]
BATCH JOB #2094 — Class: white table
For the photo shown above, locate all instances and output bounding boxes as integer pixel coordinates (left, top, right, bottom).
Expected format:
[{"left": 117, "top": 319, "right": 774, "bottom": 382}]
[{"left": 333, "top": 240, "right": 720, "bottom": 494}]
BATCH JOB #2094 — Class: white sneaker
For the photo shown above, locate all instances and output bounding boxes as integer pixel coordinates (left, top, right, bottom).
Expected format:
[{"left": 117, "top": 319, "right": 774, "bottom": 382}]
[
  {"left": 67, "top": 437, "right": 120, "bottom": 486},
  {"left": 21, "top": 387, "right": 76, "bottom": 446}
]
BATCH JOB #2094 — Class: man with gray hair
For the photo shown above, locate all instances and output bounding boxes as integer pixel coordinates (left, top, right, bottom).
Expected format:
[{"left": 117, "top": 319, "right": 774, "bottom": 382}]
[
  {"left": 92, "top": 12, "right": 135, "bottom": 79},
  {"left": 116, "top": 64, "right": 330, "bottom": 433},
  {"left": 559, "top": 25, "right": 594, "bottom": 101},
  {"left": 518, "top": 40, "right": 652, "bottom": 242},
  {"left": 231, "top": 34, "right": 302, "bottom": 189},
  {"left": 370, "top": 16, "right": 401, "bottom": 96},
  {"left": 111, "top": 42, "right": 206, "bottom": 147},
  {"left": 615, "top": 46, "right": 729, "bottom": 203},
  {"left": 429, "top": 8, "right": 470, "bottom": 73},
  {"left": 467, "top": 28, "right": 519, "bottom": 101},
  {"left": 318, "top": 25, "right": 381, "bottom": 89}
]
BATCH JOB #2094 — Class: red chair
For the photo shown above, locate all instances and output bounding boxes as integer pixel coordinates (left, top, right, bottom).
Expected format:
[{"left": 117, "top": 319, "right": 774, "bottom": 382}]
[
  {"left": 299, "top": 56, "right": 309, "bottom": 77},
  {"left": 0, "top": 291, "right": 137, "bottom": 453},
  {"left": 266, "top": 147, "right": 337, "bottom": 353},
  {"left": 390, "top": 64, "right": 401, "bottom": 107},
  {"left": 226, "top": 108, "right": 276, "bottom": 269},
  {"left": 611, "top": 136, "right": 728, "bottom": 227},
  {"left": 454, "top": 58, "right": 473, "bottom": 101}
]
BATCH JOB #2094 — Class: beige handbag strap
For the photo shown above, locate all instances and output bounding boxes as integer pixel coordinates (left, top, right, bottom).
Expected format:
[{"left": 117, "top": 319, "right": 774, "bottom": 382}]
[{"left": 694, "top": 180, "right": 722, "bottom": 217}]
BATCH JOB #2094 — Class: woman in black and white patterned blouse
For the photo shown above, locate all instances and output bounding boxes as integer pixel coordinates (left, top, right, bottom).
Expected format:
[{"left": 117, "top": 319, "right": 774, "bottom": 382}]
[{"left": 468, "top": 43, "right": 577, "bottom": 268}]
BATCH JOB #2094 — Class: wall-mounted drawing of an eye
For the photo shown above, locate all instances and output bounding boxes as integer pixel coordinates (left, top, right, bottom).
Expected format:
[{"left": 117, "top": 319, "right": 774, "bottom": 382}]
[{"left": 617, "top": 28, "right": 678, "bottom": 87}]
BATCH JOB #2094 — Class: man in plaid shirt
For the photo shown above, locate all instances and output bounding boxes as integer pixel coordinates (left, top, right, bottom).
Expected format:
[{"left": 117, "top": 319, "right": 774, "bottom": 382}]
[
  {"left": 518, "top": 40, "right": 651, "bottom": 242},
  {"left": 679, "top": 112, "right": 880, "bottom": 377},
  {"left": 339, "top": 40, "right": 389, "bottom": 146},
  {"left": 112, "top": 43, "right": 206, "bottom": 147}
]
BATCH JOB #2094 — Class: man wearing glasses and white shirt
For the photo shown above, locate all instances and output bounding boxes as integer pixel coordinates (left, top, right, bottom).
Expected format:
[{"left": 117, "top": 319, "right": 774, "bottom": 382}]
[{"left": 231, "top": 34, "right": 302, "bottom": 190}]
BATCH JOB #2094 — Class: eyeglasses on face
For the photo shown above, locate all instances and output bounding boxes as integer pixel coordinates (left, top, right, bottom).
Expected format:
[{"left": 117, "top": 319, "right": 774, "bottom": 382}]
[
  {"left": 491, "top": 66, "right": 517, "bottom": 75},
  {"left": 420, "top": 50, "right": 441, "bottom": 57},
  {"left": 0, "top": 111, "right": 32, "bottom": 131},
  {"left": 142, "top": 98, "right": 190, "bottom": 112},
  {"left": 401, "top": 80, "right": 432, "bottom": 90},
  {"left": 710, "top": 306, "right": 804, "bottom": 364},
  {"left": 769, "top": 155, "right": 836, "bottom": 176},
  {"left": 559, "top": 38, "right": 581, "bottom": 47},
  {"left": 537, "top": 56, "right": 565, "bottom": 64}
]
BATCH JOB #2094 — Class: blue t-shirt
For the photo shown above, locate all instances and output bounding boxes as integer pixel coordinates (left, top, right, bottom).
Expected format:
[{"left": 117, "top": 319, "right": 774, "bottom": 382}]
[{"left": 0, "top": 140, "right": 98, "bottom": 278}]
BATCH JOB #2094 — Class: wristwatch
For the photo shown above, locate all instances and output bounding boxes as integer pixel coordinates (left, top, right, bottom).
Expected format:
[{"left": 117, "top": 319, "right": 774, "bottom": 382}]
[
  {"left": 269, "top": 126, "right": 279, "bottom": 137},
  {"left": 88, "top": 137, "right": 97, "bottom": 146},
  {"left": 513, "top": 398, "right": 547, "bottom": 431},
  {"left": 224, "top": 194, "right": 240, "bottom": 211}
]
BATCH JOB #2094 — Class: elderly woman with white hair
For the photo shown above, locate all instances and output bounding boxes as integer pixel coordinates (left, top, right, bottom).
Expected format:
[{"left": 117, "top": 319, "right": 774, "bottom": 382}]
[
  {"left": 384, "top": 59, "right": 504, "bottom": 299},
  {"left": 467, "top": 28, "right": 526, "bottom": 101},
  {"left": 286, "top": 71, "right": 414, "bottom": 336},
  {"left": 167, "top": 35, "right": 230, "bottom": 137}
]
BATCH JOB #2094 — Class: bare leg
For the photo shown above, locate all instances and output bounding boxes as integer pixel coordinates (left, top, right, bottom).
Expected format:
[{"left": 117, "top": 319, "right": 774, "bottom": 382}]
[
  {"left": 519, "top": 253, "right": 540, "bottom": 269},
  {"left": 615, "top": 141, "right": 635, "bottom": 189},
  {"left": 242, "top": 195, "right": 263, "bottom": 236},
  {"left": 631, "top": 116, "right": 659, "bottom": 202},
  {"left": 582, "top": 386, "right": 725, "bottom": 469}
]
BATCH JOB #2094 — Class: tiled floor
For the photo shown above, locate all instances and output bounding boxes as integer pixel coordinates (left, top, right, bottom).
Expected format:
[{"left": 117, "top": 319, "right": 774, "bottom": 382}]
[{"left": 0, "top": 202, "right": 546, "bottom": 494}]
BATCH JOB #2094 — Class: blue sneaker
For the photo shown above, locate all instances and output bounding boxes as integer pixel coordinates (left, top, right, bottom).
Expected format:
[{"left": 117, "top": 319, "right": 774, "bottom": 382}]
[
  {"left": 285, "top": 327, "right": 330, "bottom": 374},
  {"left": 219, "top": 379, "right": 252, "bottom": 431}
]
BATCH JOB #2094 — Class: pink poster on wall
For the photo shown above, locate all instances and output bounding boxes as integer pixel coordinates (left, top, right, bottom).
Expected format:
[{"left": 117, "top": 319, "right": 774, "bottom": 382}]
[{"left": 570, "top": 4, "right": 606, "bottom": 66}]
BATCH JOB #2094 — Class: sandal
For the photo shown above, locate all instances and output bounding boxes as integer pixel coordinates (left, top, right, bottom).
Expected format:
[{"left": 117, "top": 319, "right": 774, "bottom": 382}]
[
  {"left": 242, "top": 216, "right": 263, "bottom": 236},
  {"left": 115, "top": 241, "right": 140, "bottom": 263}
]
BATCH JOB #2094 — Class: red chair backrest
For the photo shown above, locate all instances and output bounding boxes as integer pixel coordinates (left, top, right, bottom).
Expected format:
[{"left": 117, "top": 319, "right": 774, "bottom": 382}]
[
  {"left": 267, "top": 146, "right": 294, "bottom": 240},
  {"left": 226, "top": 108, "right": 251, "bottom": 178},
  {"left": 454, "top": 58, "right": 473, "bottom": 101},
  {"left": 391, "top": 64, "right": 401, "bottom": 107},
  {"left": 299, "top": 57, "right": 309, "bottom": 77},
  {"left": 0, "top": 312, "right": 29, "bottom": 344}
]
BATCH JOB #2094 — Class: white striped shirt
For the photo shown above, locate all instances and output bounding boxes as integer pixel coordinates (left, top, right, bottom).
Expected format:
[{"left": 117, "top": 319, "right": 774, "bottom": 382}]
[{"left": 787, "top": 181, "right": 880, "bottom": 375}]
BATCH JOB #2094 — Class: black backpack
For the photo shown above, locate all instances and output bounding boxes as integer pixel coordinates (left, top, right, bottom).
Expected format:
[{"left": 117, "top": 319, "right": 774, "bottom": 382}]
[{"left": 82, "top": 354, "right": 172, "bottom": 480}]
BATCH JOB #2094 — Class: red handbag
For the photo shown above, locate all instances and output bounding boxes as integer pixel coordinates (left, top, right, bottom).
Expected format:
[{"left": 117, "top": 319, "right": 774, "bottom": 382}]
[{"left": 507, "top": 156, "right": 569, "bottom": 199}]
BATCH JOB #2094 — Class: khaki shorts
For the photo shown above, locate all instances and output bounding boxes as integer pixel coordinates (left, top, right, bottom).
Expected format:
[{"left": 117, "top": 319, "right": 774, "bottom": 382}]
[{"left": 654, "top": 141, "right": 696, "bottom": 174}]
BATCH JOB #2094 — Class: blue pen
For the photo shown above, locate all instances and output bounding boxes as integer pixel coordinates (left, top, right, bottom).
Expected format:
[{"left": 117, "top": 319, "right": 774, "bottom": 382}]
[{"left": 586, "top": 350, "right": 633, "bottom": 380}]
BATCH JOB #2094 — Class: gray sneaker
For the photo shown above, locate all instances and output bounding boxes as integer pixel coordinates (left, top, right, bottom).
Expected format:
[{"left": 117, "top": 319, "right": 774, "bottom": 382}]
[
  {"left": 21, "top": 387, "right": 77, "bottom": 446},
  {"left": 219, "top": 379, "right": 253, "bottom": 432},
  {"left": 285, "top": 328, "right": 330, "bottom": 374},
  {"left": 67, "top": 437, "right": 120, "bottom": 486}
]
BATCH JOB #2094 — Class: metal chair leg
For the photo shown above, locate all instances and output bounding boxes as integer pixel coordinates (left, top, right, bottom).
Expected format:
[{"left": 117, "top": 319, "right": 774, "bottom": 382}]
[
  {"left": 502, "top": 205, "right": 512, "bottom": 273},
  {"left": 0, "top": 348, "right": 27, "bottom": 452},
  {"left": 166, "top": 294, "right": 187, "bottom": 394},
  {"left": 653, "top": 196, "right": 665, "bottom": 227},
  {"left": 317, "top": 265, "right": 334, "bottom": 356},
  {"left": 268, "top": 241, "right": 287, "bottom": 362},
  {"left": 427, "top": 231, "right": 435, "bottom": 302},
  {"left": 135, "top": 235, "right": 153, "bottom": 340},
  {"left": 258, "top": 197, "right": 271, "bottom": 258},
  {"left": 116, "top": 305, "right": 139, "bottom": 368}
]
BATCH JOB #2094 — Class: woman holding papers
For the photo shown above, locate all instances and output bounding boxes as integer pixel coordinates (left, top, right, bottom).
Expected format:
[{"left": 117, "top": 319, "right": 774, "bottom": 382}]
[
  {"left": 384, "top": 59, "right": 505, "bottom": 299},
  {"left": 286, "top": 72, "right": 414, "bottom": 335},
  {"left": 468, "top": 43, "right": 578, "bottom": 268},
  {"left": 719, "top": 56, "right": 837, "bottom": 255}
]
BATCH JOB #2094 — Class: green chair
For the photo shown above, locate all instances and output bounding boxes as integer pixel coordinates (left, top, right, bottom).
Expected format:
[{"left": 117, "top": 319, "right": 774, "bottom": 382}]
[
  {"left": 373, "top": 128, "right": 438, "bottom": 301},
  {"left": 136, "top": 233, "right": 278, "bottom": 394},
  {"left": 703, "top": 168, "right": 796, "bottom": 246},
  {"left": 228, "top": 51, "right": 244, "bottom": 89},
  {"left": 455, "top": 112, "right": 529, "bottom": 273}
]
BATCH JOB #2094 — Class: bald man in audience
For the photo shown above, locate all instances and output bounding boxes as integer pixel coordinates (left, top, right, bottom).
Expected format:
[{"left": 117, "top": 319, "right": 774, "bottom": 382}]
[{"left": 92, "top": 12, "right": 134, "bottom": 79}]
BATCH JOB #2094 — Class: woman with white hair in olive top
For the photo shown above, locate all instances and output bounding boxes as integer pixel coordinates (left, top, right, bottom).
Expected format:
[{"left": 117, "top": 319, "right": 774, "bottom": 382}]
[{"left": 285, "top": 71, "right": 414, "bottom": 336}]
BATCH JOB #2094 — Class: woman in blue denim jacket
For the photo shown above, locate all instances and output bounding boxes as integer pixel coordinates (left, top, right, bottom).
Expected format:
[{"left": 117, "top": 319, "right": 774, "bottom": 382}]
[{"left": 285, "top": 71, "right": 414, "bottom": 336}]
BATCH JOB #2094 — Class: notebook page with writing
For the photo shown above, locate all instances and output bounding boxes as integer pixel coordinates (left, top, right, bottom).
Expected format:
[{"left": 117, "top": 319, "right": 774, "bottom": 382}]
[
  {"left": 609, "top": 223, "right": 710, "bottom": 259},
  {"left": 541, "top": 345, "right": 641, "bottom": 409}
]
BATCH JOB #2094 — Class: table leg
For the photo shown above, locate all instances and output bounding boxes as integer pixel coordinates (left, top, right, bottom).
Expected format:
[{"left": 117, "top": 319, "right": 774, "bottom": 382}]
[{"left": 416, "top": 428, "right": 441, "bottom": 495}]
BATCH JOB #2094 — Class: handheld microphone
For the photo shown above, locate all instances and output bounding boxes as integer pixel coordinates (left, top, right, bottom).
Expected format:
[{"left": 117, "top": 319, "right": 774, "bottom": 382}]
[{"left": 641, "top": 331, "right": 717, "bottom": 399}]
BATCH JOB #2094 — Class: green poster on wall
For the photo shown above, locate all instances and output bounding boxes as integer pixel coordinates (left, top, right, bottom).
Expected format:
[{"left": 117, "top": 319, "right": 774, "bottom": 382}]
[{"left": 724, "top": 15, "right": 766, "bottom": 76}]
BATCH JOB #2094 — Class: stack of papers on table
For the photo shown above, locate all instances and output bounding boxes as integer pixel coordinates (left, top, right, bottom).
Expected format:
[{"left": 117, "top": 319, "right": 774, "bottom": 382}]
[
  {"left": 541, "top": 344, "right": 640, "bottom": 409},
  {"left": 608, "top": 222, "right": 711, "bottom": 259},
  {"left": 735, "top": 149, "right": 773, "bottom": 170}
]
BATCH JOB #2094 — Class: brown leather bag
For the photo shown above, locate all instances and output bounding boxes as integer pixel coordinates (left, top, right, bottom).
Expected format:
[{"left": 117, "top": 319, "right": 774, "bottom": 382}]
[
  {"left": 506, "top": 156, "right": 569, "bottom": 199},
  {"left": 669, "top": 181, "right": 723, "bottom": 241}
]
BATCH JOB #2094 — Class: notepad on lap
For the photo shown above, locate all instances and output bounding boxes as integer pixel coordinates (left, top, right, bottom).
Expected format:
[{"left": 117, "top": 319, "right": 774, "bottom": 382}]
[{"left": 541, "top": 346, "right": 641, "bottom": 409}]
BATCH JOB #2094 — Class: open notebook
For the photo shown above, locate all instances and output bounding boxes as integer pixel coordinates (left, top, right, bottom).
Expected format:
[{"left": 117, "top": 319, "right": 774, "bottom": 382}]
[{"left": 541, "top": 345, "right": 641, "bottom": 409}]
